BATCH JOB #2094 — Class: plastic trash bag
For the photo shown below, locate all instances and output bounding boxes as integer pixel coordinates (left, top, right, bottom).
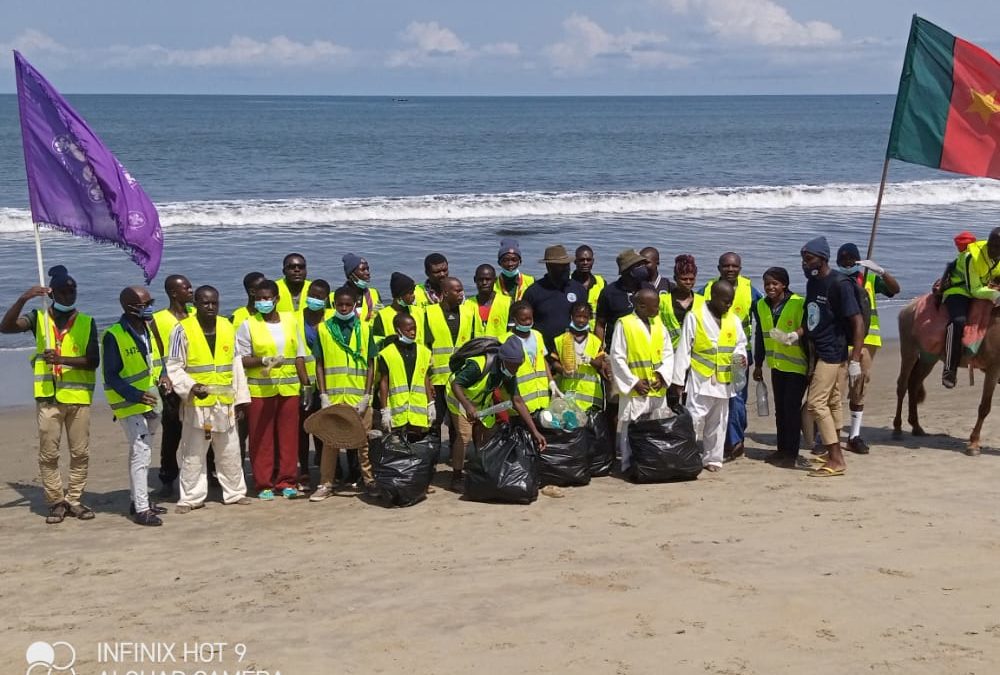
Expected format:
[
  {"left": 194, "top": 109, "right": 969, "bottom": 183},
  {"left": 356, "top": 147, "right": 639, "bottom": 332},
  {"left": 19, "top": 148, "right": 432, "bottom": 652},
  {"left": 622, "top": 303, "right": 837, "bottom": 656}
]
[
  {"left": 588, "top": 409, "right": 614, "bottom": 477},
  {"left": 464, "top": 424, "right": 539, "bottom": 504},
  {"left": 371, "top": 434, "right": 437, "bottom": 507},
  {"left": 626, "top": 409, "right": 701, "bottom": 483},
  {"left": 539, "top": 425, "right": 591, "bottom": 487}
]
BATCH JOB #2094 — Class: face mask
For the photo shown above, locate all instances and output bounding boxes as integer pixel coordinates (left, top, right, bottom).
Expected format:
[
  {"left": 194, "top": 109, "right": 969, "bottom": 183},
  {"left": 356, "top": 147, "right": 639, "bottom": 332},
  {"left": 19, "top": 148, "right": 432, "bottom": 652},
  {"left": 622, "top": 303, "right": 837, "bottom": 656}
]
[
  {"left": 305, "top": 297, "right": 326, "bottom": 311},
  {"left": 398, "top": 334, "right": 415, "bottom": 345},
  {"left": 803, "top": 266, "right": 820, "bottom": 280},
  {"left": 352, "top": 277, "right": 369, "bottom": 290},
  {"left": 397, "top": 298, "right": 410, "bottom": 308},
  {"left": 553, "top": 268, "right": 570, "bottom": 283},
  {"left": 139, "top": 306, "right": 155, "bottom": 320},
  {"left": 629, "top": 266, "right": 650, "bottom": 282},
  {"left": 500, "top": 267, "right": 520, "bottom": 279},
  {"left": 185, "top": 302, "right": 194, "bottom": 312},
  {"left": 839, "top": 264, "right": 860, "bottom": 275},
  {"left": 52, "top": 300, "right": 76, "bottom": 313},
  {"left": 569, "top": 321, "right": 589, "bottom": 333},
  {"left": 456, "top": 293, "right": 466, "bottom": 304},
  {"left": 335, "top": 309, "right": 356, "bottom": 321},
  {"left": 514, "top": 323, "right": 533, "bottom": 333},
  {"left": 255, "top": 300, "right": 275, "bottom": 314},
  {"left": 500, "top": 365, "right": 514, "bottom": 378}
]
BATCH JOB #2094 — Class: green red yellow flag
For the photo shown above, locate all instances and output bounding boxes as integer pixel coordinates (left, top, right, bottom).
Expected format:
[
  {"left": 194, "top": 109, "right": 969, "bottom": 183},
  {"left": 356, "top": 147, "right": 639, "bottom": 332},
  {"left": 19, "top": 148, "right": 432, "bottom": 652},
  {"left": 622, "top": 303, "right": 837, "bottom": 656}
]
[{"left": 888, "top": 15, "right": 1000, "bottom": 178}]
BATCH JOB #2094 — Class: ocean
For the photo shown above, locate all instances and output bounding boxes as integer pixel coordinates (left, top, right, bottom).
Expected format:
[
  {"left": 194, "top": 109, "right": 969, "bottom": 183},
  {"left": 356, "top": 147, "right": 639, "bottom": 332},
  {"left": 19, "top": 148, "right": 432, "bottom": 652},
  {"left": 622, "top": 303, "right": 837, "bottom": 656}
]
[{"left": 0, "top": 94, "right": 997, "bottom": 406}]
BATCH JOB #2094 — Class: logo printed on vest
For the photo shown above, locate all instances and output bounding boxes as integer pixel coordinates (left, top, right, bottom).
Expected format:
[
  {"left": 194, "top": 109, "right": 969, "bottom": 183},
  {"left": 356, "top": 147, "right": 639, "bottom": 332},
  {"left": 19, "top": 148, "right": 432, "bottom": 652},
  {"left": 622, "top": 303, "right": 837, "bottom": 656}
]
[{"left": 566, "top": 292, "right": 578, "bottom": 302}]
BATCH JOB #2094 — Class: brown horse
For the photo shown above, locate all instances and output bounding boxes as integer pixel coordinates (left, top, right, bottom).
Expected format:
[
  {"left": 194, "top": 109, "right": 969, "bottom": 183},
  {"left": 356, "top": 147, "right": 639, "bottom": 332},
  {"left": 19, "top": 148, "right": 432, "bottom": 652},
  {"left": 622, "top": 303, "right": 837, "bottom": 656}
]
[{"left": 894, "top": 295, "right": 1000, "bottom": 454}]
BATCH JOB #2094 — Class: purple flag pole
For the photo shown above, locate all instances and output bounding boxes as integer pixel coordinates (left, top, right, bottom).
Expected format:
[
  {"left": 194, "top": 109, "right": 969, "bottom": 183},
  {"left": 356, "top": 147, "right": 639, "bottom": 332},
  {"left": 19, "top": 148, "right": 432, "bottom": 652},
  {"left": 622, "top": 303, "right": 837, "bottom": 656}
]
[{"left": 13, "top": 50, "right": 163, "bottom": 285}]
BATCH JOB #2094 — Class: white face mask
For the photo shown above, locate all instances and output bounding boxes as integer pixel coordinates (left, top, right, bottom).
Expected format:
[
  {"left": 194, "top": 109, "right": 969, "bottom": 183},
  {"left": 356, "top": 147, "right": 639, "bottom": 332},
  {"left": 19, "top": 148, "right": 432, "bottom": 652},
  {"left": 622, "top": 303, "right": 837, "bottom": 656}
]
[{"left": 398, "top": 334, "right": 415, "bottom": 345}]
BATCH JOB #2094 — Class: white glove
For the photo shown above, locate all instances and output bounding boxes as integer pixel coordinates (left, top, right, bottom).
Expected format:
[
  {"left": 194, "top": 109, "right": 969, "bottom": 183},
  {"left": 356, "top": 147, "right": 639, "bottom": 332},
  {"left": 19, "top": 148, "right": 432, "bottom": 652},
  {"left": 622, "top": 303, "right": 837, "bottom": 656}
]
[
  {"left": 427, "top": 404, "right": 437, "bottom": 425},
  {"left": 549, "top": 381, "right": 564, "bottom": 398},
  {"left": 857, "top": 259, "right": 885, "bottom": 276},
  {"left": 261, "top": 355, "right": 285, "bottom": 369},
  {"left": 356, "top": 394, "right": 371, "bottom": 415},
  {"left": 380, "top": 409, "right": 392, "bottom": 432},
  {"left": 320, "top": 393, "right": 331, "bottom": 409},
  {"left": 847, "top": 359, "right": 863, "bottom": 385},
  {"left": 772, "top": 330, "right": 798, "bottom": 346}
]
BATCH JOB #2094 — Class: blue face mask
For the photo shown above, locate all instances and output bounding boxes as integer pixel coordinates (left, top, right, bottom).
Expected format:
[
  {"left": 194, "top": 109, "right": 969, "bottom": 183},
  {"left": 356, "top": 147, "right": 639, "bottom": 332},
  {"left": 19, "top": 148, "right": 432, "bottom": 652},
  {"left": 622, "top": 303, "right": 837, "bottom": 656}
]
[
  {"left": 335, "top": 309, "right": 356, "bottom": 321},
  {"left": 140, "top": 306, "right": 155, "bottom": 320},
  {"left": 514, "top": 322, "right": 533, "bottom": 333},
  {"left": 839, "top": 264, "right": 860, "bottom": 275},
  {"left": 500, "top": 365, "right": 514, "bottom": 378},
  {"left": 305, "top": 297, "right": 327, "bottom": 311},
  {"left": 398, "top": 334, "right": 415, "bottom": 345},
  {"left": 500, "top": 267, "right": 520, "bottom": 279},
  {"left": 52, "top": 300, "right": 76, "bottom": 313},
  {"left": 569, "top": 321, "right": 589, "bottom": 332},
  {"left": 255, "top": 300, "right": 275, "bottom": 315},
  {"left": 352, "top": 277, "right": 369, "bottom": 290}
]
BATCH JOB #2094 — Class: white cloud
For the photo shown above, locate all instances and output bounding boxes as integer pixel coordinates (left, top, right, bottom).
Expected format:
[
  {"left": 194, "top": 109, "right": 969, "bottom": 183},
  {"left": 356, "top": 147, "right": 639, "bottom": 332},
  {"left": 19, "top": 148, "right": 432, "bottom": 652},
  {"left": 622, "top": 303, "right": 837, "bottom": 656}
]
[
  {"left": 545, "top": 14, "right": 691, "bottom": 73},
  {"left": 115, "top": 35, "right": 350, "bottom": 68},
  {"left": 665, "top": 0, "right": 841, "bottom": 47},
  {"left": 387, "top": 21, "right": 520, "bottom": 68}
]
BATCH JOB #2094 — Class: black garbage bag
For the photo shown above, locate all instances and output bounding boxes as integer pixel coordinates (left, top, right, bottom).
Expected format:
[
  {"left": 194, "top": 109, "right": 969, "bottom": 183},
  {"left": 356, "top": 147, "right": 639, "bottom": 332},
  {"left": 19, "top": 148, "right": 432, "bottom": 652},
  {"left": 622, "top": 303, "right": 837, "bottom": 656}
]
[
  {"left": 588, "top": 409, "right": 614, "bottom": 477},
  {"left": 465, "top": 424, "right": 539, "bottom": 504},
  {"left": 626, "top": 410, "right": 701, "bottom": 483},
  {"left": 539, "top": 425, "right": 591, "bottom": 487},
  {"left": 371, "top": 433, "right": 437, "bottom": 507}
]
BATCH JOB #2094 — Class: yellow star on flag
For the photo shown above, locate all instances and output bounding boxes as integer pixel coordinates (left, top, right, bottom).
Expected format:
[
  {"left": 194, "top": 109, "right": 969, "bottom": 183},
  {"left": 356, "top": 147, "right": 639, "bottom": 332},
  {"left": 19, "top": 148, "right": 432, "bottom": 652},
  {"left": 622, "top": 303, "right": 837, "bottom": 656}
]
[{"left": 967, "top": 88, "right": 1000, "bottom": 124}]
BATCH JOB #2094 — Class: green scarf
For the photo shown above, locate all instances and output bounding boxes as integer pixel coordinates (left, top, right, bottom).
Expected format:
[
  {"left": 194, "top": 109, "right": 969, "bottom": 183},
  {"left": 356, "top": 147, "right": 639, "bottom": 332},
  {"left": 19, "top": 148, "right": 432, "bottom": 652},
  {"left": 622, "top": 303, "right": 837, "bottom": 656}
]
[{"left": 324, "top": 316, "right": 366, "bottom": 367}]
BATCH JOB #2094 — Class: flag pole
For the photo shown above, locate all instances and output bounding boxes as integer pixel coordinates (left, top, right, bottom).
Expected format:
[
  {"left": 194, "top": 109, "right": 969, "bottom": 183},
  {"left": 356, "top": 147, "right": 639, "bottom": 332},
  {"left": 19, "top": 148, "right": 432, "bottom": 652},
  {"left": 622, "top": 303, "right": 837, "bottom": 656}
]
[
  {"left": 866, "top": 157, "right": 891, "bottom": 259},
  {"left": 32, "top": 221, "right": 52, "bottom": 349}
]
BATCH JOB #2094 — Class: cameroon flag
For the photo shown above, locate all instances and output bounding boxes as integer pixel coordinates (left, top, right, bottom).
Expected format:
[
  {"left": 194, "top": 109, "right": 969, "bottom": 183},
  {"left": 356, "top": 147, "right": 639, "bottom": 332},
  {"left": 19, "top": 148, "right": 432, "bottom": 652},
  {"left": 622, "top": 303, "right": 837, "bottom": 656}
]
[{"left": 888, "top": 16, "right": 1000, "bottom": 178}]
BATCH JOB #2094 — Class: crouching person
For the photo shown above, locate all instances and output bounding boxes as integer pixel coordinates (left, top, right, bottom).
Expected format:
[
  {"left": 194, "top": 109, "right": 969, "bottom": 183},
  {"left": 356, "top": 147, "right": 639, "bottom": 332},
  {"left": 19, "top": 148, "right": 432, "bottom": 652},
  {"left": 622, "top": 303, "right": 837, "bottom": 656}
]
[{"left": 167, "top": 285, "right": 251, "bottom": 513}]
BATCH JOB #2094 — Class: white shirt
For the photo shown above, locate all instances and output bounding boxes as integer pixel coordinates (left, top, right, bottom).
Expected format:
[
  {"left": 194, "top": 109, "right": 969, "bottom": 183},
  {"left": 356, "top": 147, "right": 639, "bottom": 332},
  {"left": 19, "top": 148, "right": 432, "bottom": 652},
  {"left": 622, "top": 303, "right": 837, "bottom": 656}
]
[
  {"left": 235, "top": 317, "right": 306, "bottom": 359},
  {"left": 167, "top": 322, "right": 251, "bottom": 432},
  {"left": 671, "top": 303, "right": 747, "bottom": 399},
  {"left": 609, "top": 315, "right": 675, "bottom": 422}
]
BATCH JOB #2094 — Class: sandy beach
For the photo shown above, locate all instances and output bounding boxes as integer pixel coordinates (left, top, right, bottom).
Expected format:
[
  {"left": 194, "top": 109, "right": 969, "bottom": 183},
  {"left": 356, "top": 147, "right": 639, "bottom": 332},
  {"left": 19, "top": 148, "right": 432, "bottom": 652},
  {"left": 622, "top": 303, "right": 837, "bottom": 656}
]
[{"left": 2, "top": 338, "right": 1000, "bottom": 675}]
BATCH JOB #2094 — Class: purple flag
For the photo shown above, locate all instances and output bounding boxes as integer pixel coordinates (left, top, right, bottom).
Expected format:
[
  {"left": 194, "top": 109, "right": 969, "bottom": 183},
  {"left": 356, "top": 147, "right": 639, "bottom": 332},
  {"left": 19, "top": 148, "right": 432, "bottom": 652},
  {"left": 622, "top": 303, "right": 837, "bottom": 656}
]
[{"left": 14, "top": 51, "right": 162, "bottom": 282}]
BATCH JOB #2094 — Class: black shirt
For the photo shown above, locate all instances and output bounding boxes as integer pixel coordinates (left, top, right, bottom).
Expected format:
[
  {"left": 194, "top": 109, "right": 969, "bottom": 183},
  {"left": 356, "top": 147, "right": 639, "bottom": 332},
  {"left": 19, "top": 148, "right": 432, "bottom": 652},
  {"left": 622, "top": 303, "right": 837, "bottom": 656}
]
[
  {"left": 804, "top": 271, "right": 861, "bottom": 364},
  {"left": 595, "top": 278, "right": 655, "bottom": 348},
  {"left": 425, "top": 304, "right": 462, "bottom": 347},
  {"left": 522, "top": 274, "right": 588, "bottom": 351}
]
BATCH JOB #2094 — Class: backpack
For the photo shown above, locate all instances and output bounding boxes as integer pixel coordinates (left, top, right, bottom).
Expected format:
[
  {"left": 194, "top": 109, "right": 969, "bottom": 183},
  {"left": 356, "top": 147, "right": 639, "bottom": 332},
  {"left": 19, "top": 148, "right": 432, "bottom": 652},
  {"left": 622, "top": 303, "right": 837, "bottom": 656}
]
[
  {"left": 834, "top": 271, "right": 871, "bottom": 338},
  {"left": 448, "top": 337, "right": 501, "bottom": 374}
]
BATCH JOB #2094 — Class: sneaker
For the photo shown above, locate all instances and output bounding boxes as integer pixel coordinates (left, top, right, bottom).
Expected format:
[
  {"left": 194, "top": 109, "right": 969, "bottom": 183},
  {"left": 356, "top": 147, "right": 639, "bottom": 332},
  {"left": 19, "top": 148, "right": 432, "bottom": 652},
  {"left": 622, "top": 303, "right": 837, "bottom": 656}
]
[
  {"left": 258, "top": 489, "right": 275, "bottom": 501},
  {"left": 129, "top": 502, "right": 168, "bottom": 515},
  {"left": 133, "top": 510, "right": 163, "bottom": 526},
  {"left": 296, "top": 482, "right": 313, "bottom": 494},
  {"left": 309, "top": 484, "right": 333, "bottom": 502},
  {"left": 282, "top": 487, "right": 301, "bottom": 499},
  {"left": 846, "top": 436, "right": 870, "bottom": 455}
]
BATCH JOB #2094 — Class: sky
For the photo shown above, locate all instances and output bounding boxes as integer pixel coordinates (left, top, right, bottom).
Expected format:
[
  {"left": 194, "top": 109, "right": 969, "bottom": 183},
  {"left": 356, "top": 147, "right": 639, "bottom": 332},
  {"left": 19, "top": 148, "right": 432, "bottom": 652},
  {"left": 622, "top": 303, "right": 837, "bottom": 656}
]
[{"left": 1, "top": 1, "right": 999, "bottom": 95}]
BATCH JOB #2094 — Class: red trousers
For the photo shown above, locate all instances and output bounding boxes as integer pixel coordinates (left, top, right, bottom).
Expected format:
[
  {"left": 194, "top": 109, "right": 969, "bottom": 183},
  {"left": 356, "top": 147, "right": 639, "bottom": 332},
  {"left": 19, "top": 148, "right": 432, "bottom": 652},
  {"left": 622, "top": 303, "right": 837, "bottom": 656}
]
[{"left": 248, "top": 395, "right": 300, "bottom": 491}]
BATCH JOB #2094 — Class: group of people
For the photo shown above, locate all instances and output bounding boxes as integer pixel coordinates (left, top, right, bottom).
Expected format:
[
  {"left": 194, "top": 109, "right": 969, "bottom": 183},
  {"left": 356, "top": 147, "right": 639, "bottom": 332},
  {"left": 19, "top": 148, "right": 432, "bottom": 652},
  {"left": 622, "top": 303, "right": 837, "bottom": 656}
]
[{"left": 3, "top": 233, "right": 911, "bottom": 526}]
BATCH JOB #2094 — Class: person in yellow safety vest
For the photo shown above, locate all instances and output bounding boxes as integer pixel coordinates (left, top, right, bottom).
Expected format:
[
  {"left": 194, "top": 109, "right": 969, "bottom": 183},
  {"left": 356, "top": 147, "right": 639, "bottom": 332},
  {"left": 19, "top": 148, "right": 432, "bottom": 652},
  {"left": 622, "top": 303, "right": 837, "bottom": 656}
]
[
  {"left": 552, "top": 302, "right": 610, "bottom": 411},
  {"left": 609, "top": 289, "right": 675, "bottom": 472},
  {"left": 640, "top": 246, "right": 674, "bottom": 295},
  {"left": 311, "top": 285, "right": 379, "bottom": 501},
  {"left": 167, "top": 285, "right": 252, "bottom": 515},
  {"left": 297, "top": 278, "right": 333, "bottom": 492},
  {"left": 941, "top": 229, "right": 1000, "bottom": 388},
  {"left": 701, "top": 252, "right": 761, "bottom": 461},
  {"left": 572, "top": 245, "right": 606, "bottom": 326},
  {"left": 150, "top": 274, "right": 194, "bottom": 498},
  {"left": 509, "top": 301, "right": 558, "bottom": 414},
  {"left": 670, "top": 281, "right": 747, "bottom": 472},
  {"left": 0, "top": 265, "right": 99, "bottom": 525},
  {"left": 414, "top": 253, "right": 449, "bottom": 307},
  {"left": 424, "top": 277, "right": 474, "bottom": 455},
  {"left": 341, "top": 253, "right": 382, "bottom": 323},
  {"left": 448, "top": 336, "right": 548, "bottom": 492},
  {"left": 379, "top": 313, "right": 434, "bottom": 433},
  {"left": 468, "top": 264, "right": 512, "bottom": 339},
  {"left": 372, "top": 272, "right": 425, "bottom": 348},
  {"left": 835, "top": 243, "right": 900, "bottom": 453},
  {"left": 229, "top": 270, "right": 265, "bottom": 464},
  {"left": 237, "top": 279, "right": 310, "bottom": 501},
  {"left": 101, "top": 286, "right": 165, "bottom": 526},
  {"left": 751, "top": 268, "right": 808, "bottom": 469},
  {"left": 659, "top": 254, "right": 703, "bottom": 349},
  {"left": 495, "top": 238, "right": 535, "bottom": 302},
  {"left": 275, "top": 253, "right": 311, "bottom": 313}
]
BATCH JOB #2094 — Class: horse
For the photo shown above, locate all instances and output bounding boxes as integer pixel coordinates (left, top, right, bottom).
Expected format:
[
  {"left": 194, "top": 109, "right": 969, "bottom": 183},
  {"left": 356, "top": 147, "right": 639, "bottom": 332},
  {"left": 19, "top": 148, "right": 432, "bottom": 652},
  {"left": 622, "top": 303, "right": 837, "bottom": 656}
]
[{"left": 894, "top": 294, "right": 1000, "bottom": 454}]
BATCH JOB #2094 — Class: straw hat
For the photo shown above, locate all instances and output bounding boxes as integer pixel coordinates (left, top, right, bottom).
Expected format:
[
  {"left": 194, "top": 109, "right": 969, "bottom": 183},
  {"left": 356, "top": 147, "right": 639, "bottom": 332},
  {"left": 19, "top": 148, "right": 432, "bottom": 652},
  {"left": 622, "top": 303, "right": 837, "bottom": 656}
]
[{"left": 304, "top": 404, "right": 367, "bottom": 449}]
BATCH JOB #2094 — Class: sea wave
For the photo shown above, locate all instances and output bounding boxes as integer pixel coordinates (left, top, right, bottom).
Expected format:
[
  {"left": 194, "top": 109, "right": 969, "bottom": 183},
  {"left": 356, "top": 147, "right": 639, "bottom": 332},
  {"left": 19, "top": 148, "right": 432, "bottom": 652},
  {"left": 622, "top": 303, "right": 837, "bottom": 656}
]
[{"left": 1, "top": 178, "right": 998, "bottom": 232}]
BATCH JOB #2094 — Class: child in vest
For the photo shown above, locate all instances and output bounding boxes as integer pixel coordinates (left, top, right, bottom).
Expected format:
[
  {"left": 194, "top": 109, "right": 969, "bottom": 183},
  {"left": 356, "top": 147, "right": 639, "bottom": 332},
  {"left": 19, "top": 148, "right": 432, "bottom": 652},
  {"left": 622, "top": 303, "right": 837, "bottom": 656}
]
[
  {"left": 551, "top": 301, "right": 609, "bottom": 412},
  {"left": 509, "top": 301, "right": 558, "bottom": 416}
]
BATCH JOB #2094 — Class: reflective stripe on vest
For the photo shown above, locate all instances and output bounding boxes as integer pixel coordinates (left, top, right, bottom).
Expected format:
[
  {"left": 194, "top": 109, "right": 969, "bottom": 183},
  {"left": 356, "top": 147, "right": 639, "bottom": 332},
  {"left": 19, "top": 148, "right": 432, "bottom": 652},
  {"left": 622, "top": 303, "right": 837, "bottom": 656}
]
[
  {"left": 380, "top": 342, "right": 432, "bottom": 428},
  {"left": 318, "top": 317, "right": 371, "bottom": 406},
  {"left": 426, "top": 303, "right": 474, "bottom": 385},
  {"left": 245, "top": 312, "right": 301, "bottom": 397},
  {"left": 755, "top": 295, "right": 807, "bottom": 376},
  {"left": 690, "top": 309, "right": 740, "bottom": 383},
  {"left": 863, "top": 272, "right": 881, "bottom": 347},
  {"left": 513, "top": 329, "right": 550, "bottom": 413},
  {"left": 180, "top": 316, "right": 236, "bottom": 407},
  {"left": 446, "top": 354, "right": 499, "bottom": 429},
  {"left": 32, "top": 310, "right": 96, "bottom": 404},
  {"left": 102, "top": 322, "right": 160, "bottom": 418},
  {"left": 620, "top": 314, "right": 666, "bottom": 398},
  {"left": 554, "top": 332, "right": 604, "bottom": 409}
]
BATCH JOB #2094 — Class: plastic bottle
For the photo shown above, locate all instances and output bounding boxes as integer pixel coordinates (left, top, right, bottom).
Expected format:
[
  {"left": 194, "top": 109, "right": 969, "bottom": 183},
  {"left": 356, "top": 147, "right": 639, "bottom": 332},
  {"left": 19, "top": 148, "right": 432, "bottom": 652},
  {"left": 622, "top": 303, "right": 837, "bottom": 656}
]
[
  {"left": 145, "top": 387, "right": 163, "bottom": 415},
  {"left": 731, "top": 360, "right": 747, "bottom": 393},
  {"left": 755, "top": 380, "right": 770, "bottom": 417},
  {"left": 476, "top": 400, "right": 513, "bottom": 419}
]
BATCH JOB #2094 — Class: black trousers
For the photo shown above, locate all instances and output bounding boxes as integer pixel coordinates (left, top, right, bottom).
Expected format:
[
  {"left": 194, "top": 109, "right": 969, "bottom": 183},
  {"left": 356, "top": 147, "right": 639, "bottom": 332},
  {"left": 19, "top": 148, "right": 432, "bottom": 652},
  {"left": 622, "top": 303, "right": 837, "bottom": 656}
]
[
  {"left": 158, "top": 393, "right": 183, "bottom": 485},
  {"left": 772, "top": 369, "right": 808, "bottom": 458},
  {"left": 944, "top": 294, "right": 970, "bottom": 375},
  {"left": 298, "top": 389, "right": 322, "bottom": 478}
]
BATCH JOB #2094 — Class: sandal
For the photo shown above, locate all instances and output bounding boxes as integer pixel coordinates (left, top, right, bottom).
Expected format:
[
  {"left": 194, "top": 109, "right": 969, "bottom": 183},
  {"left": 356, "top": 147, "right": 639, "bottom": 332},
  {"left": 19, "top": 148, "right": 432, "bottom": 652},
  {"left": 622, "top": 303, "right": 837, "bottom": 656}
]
[
  {"left": 67, "top": 503, "right": 95, "bottom": 520},
  {"left": 807, "top": 466, "right": 845, "bottom": 478},
  {"left": 45, "top": 501, "right": 68, "bottom": 524}
]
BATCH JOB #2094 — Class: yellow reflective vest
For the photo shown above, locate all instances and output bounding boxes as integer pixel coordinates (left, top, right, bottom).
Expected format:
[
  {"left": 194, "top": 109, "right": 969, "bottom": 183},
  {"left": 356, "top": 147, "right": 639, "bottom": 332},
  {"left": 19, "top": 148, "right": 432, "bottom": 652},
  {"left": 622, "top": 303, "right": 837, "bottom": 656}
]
[
  {"left": 690, "top": 309, "right": 741, "bottom": 384},
  {"left": 317, "top": 317, "right": 371, "bottom": 406},
  {"left": 180, "top": 316, "right": 236, "bottom": 407},
  {"left": 32, "top": 310, "right": 96, "bottom": 404},
  {"left": 374, "top": 305, "right": 425, "bottom": 349},
  {"left": 659, "top": 292, "right": 704, "bottom": 348},
  {"left": 494, "top": 272, "right": 534, "bottom": 302},
  {"left": 244, "top": 312, "right": 301, "bottom": 397},
  {"left": 619, "top": 313, "right": 666, "bottom": 398},
  {"left": 467, "top": 294, "right": 511, "bottom": 340},
  {"left": 704, "top": 276, "right": 753, "bottom": 336},
  {"left": 151, "top": 307, "right": 194, "bottom": 359},
  {"left": 298, "top": 308, "right": 333, "bottom": 386},
  {"left": 380, "top": 342, "right": 432, "bottom": 428},
  {"left": 102, "top": 322, "right": 161, "bottom": 418},
  {"left": 413, "top": 284, "right": 439, "bottom": 308},
  {"left": 513, "top": 329, "right": 550, "bottom": 413},
  {"left": 861, "top": 273, "right": 881, "bottom": 348},
  {"left": 755, "top": 295, "right": 807, "bottom": 376},
  {"left": 554, "top": 332, "right": 604, "bottom": 410},
  {"left": 276, "top": 278, "right": 312, "bottom": 313},
  {"left": 425, "top": 302, "right": 475, "bottom": 385},
  {"left": 446, "top": 354, "right": 501, "bottom": 429}
]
